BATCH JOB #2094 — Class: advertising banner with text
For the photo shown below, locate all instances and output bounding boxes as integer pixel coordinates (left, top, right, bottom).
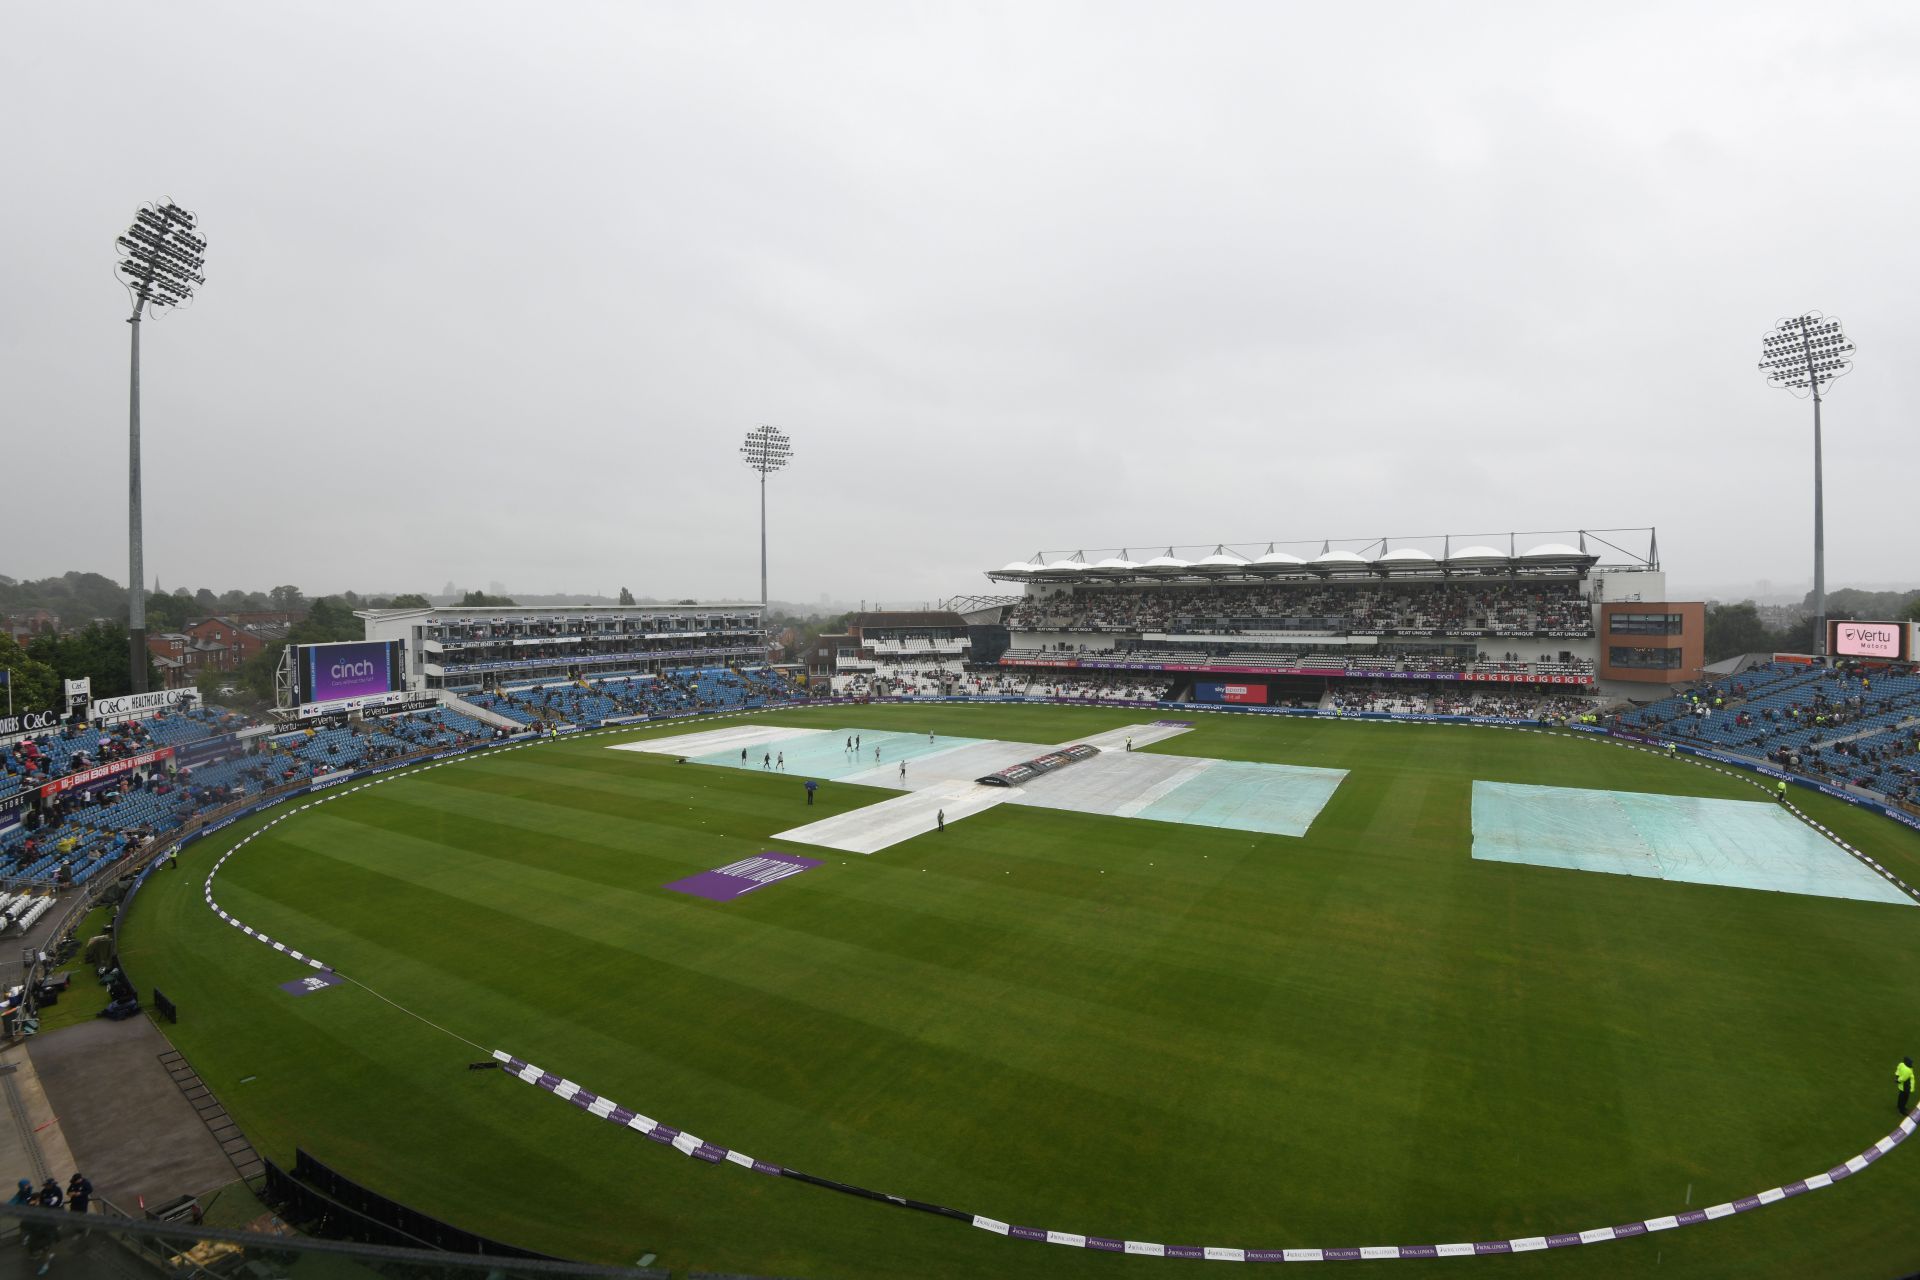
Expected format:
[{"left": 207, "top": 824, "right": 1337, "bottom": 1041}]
[
  {"left": 0, "top": 709, "right": 63, "bottom": 740},
  {"left": 90, "top": 688, "right": 200, "bottom": 723},
  {"left": 301, "top": 640, "right": 404, "bottom": 705},
  {"left": 296, "top": 689, "right": 422, "bottom": 719},
  {"left": 1195, "top": 681, "right": 1270, "bottom": 704},
  {"left": 39, "top": 746, "right": 174, "bottom": 797},
  {"left": 1829, "top": 620, "right": 1911, "bottom": 661}
]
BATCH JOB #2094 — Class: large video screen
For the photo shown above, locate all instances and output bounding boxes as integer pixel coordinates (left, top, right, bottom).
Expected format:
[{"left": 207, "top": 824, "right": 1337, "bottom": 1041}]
[
  {"left": 299, "top": 640, "right": 405, "bottom": 704},
  {"left": 1194, "top": 681, "right": 1269, "bottom": 705},
  {"left": 1829, "top": 620, "right": 1911, "bottom": 661}
]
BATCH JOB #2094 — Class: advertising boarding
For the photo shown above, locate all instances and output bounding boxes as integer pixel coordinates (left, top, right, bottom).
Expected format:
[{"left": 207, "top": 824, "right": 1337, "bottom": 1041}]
[
  {"left": 298, "top": 640, "right": 405, "bottom": 706},
  {"left": 1828, "top": 620, "right": 1912, "bottom": 662},
  {"left": 39, "top": 746, "right": 175, "bottom": 797},
  {"left": 90, "top": 688, "right": 199, "bottom": 723},
  {"left": 1194, "top": 681, "right": 1270, "bottom": 705}
]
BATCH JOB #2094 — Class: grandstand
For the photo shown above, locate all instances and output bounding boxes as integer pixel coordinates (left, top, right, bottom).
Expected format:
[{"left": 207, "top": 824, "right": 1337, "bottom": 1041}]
[
  {"left": 1620, "top": 659, "right": 1920, "bottom": 809},
  {"left": 0, "top": 657, "right": 811, "bottom": 893},
  {"left": 806, "top": 610, "right": 977, "bottom": 698},
  {"left": 983, "top": 530, "right": 1698, "bottom": 709},
  {"left": 465, "top": 666, "right": 805, "bottom": 725},
  {"left": 357, "top": 602, "right": 770, "bottom": 693}
]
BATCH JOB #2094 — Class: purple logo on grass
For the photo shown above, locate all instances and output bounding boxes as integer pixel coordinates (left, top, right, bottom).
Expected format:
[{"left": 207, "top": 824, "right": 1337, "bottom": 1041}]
[
  {"left": 279, "top": 970, "right": 344, "bottom": 997},
  {"left": 666, "top": 852, "right": 822, "bottom": 902}
]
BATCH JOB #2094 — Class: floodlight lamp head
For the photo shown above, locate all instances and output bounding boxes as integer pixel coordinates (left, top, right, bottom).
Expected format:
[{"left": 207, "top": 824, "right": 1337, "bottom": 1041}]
[
  {"left": 739, "top": 424, "right": 794, "bottom": 475},
  {"left": 116, "top": 200, "right": 206, "bottom": 315},
  {"left": 1758, "top": 311, "right": 1854, "bottom": 397}
]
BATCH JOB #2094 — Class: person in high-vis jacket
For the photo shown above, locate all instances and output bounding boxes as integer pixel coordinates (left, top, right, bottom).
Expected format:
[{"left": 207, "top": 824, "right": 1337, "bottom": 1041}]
[
  {"left": 1898, "top": 1057, "right": 1915, "bottom": 1115},
  {"left": 1776, "top": 779, "right": 1789, "bottom": 802}
]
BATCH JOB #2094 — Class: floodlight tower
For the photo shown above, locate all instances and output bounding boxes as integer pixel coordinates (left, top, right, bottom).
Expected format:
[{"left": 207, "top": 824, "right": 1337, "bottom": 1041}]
[
  {"left": 739, "top": 425, "right": 793, "bottom": 612},
  {"left": 1759, "top": 313, "right": 1854, "bottom": 658},
  {"left": 115, "top": 201, "right": 207, "bottom": 692}
]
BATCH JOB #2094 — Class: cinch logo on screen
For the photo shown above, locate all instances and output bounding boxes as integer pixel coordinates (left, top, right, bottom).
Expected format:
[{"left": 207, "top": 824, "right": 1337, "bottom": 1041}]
[
  {"left": 310, "top": 642, "right": 395, "bottom": 703},
  {"left": 1837, "top": 624, "right": 1901, "bottom": 658}
]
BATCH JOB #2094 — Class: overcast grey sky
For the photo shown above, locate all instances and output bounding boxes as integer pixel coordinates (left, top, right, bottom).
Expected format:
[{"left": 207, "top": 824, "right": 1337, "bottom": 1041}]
[{"left": 4, "top": 2, "right": 1916, "bottom": 606}]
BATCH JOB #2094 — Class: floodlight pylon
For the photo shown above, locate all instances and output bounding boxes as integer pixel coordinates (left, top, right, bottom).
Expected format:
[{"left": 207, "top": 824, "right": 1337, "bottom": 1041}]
[
  {"left": 115, "top": 201, "right": 207, "bottom": 692},
  {"left": 740, "top": 425, "right": 793, "bottom": 616},
  {"left": 1759, "top": 314, "right": 1854, "bottom": 658}
]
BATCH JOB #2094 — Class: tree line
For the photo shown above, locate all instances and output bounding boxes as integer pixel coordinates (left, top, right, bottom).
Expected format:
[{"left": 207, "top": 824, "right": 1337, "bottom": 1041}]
[
  {"left": 0, "top": 576, "right": 525, "bottom": 717},
  {"left": 1705, "top": 589, "right": 1920, "bottom": 665},
  {"left": 208, "top": 590, "right": 521, "bottom": 708}
]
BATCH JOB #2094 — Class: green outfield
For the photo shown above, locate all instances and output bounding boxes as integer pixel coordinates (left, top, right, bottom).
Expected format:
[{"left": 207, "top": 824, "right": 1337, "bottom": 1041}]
[{"left": 116, "top": 705, "right": 1920, "bottom": 1277}]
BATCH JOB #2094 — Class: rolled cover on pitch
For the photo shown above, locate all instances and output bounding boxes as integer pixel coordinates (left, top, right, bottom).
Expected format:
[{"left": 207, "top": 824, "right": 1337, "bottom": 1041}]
[{"left": 978, "top": 743, "right": 1099, "bottom": 787}]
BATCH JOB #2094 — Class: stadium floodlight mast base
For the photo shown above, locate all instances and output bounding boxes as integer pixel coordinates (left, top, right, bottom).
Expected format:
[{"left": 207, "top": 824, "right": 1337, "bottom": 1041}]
[
  {"left": 1758, "top": 314, "right": 1854, "bottom": 659},
  {"left": 115, "top": 200, "right": 207, "bottom": 693},
  {"left": 739, "top": 425, "right": 793, "bottom": 618}
]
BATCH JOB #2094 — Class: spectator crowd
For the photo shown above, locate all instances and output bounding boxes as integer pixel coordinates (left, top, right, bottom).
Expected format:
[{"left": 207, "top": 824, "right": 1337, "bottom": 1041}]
[{"left": 1009, "top": 581, "right": 1593, "bottom": 637}]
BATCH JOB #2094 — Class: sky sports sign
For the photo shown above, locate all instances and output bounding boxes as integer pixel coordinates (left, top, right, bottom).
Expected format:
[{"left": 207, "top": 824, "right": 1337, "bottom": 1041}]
[
  {"left": 1195, "top": 681, "right": 1269, "bottom": 705},
  {"left": 298, "top": 640, "right": 405, "bottom": 706}
]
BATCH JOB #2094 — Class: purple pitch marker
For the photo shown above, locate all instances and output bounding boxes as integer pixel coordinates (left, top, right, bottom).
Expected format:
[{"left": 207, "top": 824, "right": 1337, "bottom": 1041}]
[
  {"left": 666, "top": 852, "right": 823, "bottom": 902},
  {"left": 278, "top": 970, "right": 344, "bottom": 997}
]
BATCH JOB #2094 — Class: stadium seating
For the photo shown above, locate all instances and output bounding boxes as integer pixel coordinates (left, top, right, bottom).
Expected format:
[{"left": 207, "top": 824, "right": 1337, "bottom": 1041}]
[
  {"left": 1019, "top": 672, "right": 1174, "bottom": 703},
  {"left": 0, "top": 700, "right": 534, "bottom": 888},
  {"left": 1009, "top": 581, "right": 1593, "bottom": 637},
  {"left": 1616, "top": 662, "right": 1920, "bottom": 805},
  {"left": 464, "top": 666, "right": 808, "bottom": 727},
  {"left": 0, "top": 705, "right": 247, "bottom": 790},
  {"left": 9, "top": 654, "right": 1897, "bottom": 896},
  {"left": 1329, "top": 683, "right": 1596, "bottom": 720},
  {"left": 465, "top": 690, "right": 547, "bottom": 725}
]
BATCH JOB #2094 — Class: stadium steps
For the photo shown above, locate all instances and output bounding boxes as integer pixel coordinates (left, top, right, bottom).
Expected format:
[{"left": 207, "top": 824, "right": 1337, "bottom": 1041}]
[
  {"left": 158, "top": 1048, "right": 266, "bottom": 1183},
  {"left": 440, "top": 693, "right": 522, "bottom": 732},
  {"left": 1820, "top": 714, "right": 1920, "bottom": 748}
]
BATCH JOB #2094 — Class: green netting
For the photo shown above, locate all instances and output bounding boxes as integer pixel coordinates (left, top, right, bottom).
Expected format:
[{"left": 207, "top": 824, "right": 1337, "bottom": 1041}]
[{"left": 1471, "top": 781, "right": 1911, "bottom": 907}]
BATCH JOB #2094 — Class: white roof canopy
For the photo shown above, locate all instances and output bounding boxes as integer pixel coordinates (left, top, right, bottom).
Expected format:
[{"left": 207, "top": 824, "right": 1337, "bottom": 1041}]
[
  {"left": 1193, "top": 548, "right": 1249, "bottom": 570},
  {"left": 988, "top": 531, "right": 1621, "bottom": 581}
]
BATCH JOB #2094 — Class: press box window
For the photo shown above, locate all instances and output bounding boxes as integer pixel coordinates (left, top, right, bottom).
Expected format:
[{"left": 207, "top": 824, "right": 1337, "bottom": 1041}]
[
  {"left": 1609, "top": 646, "right": 1684, "bottom": 669},
  {"left": 1609, "top": 613, "right": 1684, "bottom": 636}
]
